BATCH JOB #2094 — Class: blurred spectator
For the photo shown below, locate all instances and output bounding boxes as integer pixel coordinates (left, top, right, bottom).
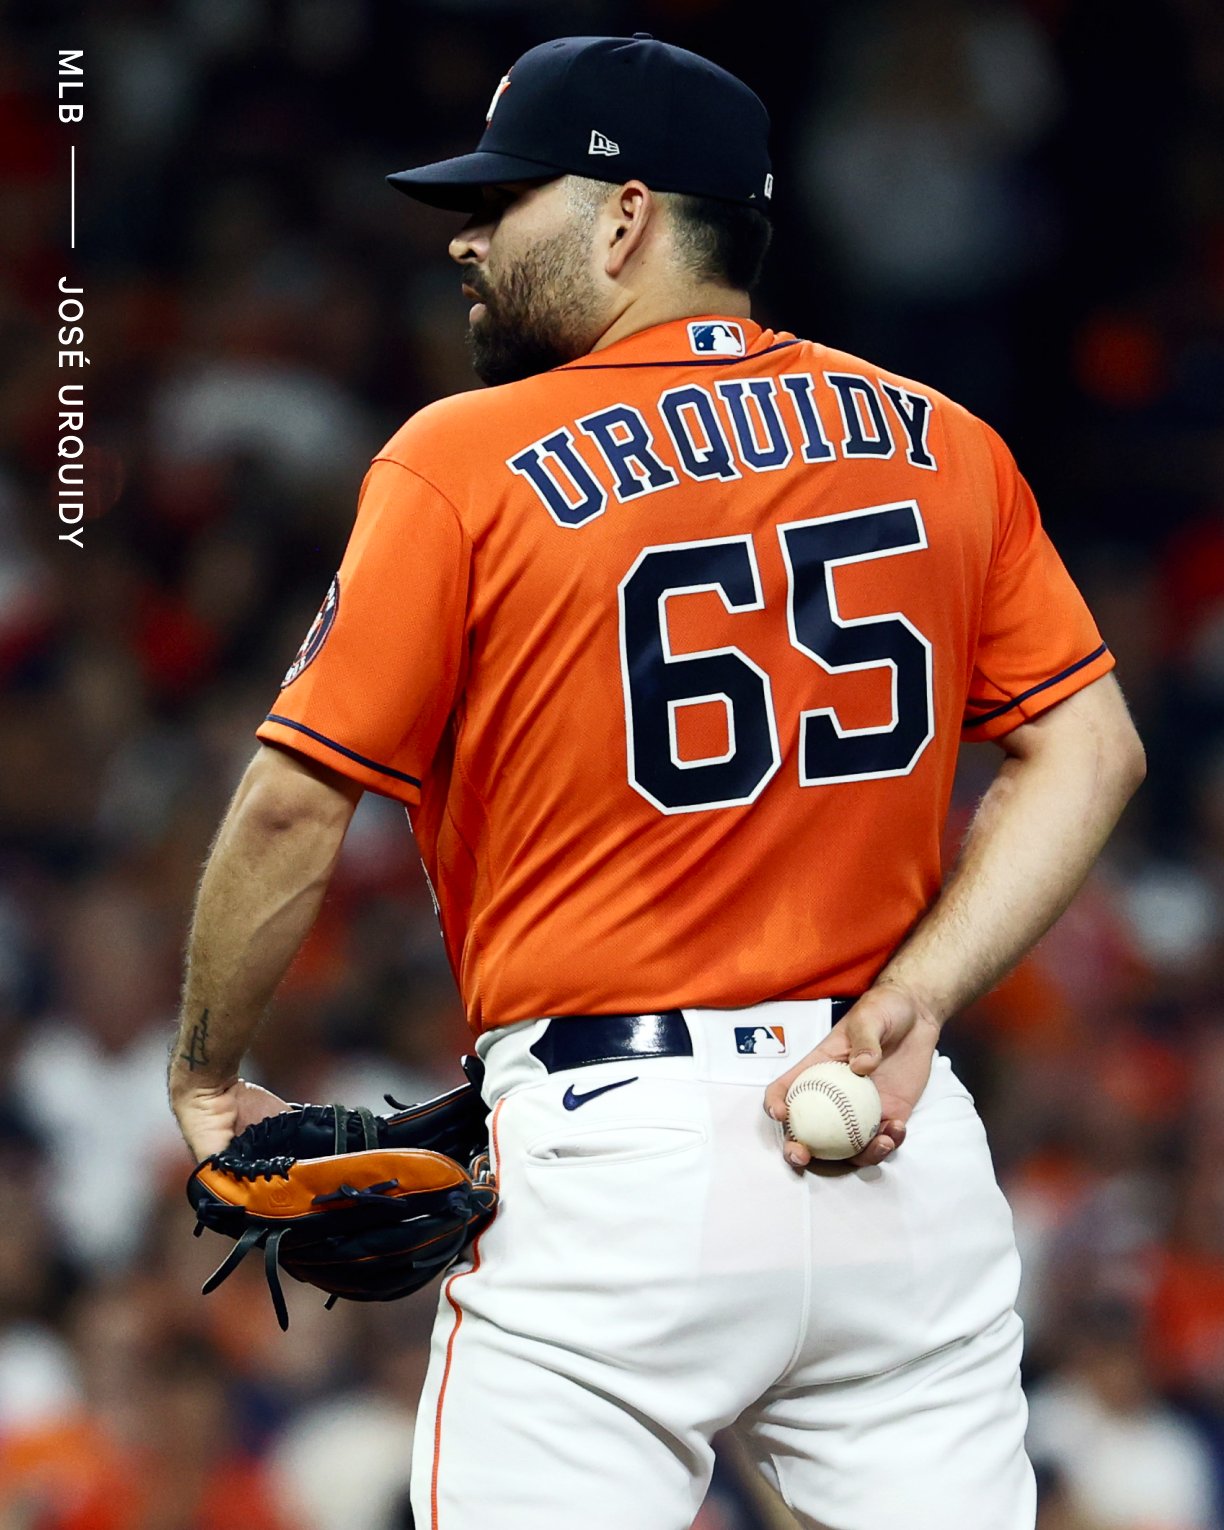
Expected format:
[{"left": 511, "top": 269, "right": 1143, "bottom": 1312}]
[
  {"left": 1027, "top": 1301, "right": 1218, "bottom": 1530},
  {"left": 12, "top": 878, "right": 183, "bottom": 1268},
  {"left": 0, "top": 1316, "right": 290, "bottom": 1530},
  {"left": 0, "top": 1123, "right": 80, "bottom": 1433},
  {"left": 795, "top": 0, "right": 1060, "bottom": 414},
  {"left": 1035, "top": 1462, "right": 1109, "bottom": 1530},
  {"left": 267, "top": 1303, "right": 433, "bottom": 1530},
  {"left": 1147, "top": 1149, "right": 1224, "bottom": 1412}
]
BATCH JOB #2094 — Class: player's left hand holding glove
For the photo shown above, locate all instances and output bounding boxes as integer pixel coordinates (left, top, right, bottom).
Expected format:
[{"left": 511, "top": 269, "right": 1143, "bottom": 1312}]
[{"left": 187, "top": 1057, "right": 497, "bottom": 1329}]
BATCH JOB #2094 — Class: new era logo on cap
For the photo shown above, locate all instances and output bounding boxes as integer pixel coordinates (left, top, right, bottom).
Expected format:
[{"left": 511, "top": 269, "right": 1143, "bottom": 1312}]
[
  {"left": 688, "top": 320, "right": 745, "bottom": 356},
  {"left": 589, "top": 129, "right": 620, "bottom": 156}
]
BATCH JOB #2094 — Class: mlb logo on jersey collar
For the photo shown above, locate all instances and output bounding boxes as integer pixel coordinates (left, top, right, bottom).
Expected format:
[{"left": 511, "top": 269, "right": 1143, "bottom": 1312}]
[
  {"left": 688, "top": 320, "right": 745, "bottom": 357},
  {"left": 735, "top": 1025, "right": 786, "bottom": 1056}
]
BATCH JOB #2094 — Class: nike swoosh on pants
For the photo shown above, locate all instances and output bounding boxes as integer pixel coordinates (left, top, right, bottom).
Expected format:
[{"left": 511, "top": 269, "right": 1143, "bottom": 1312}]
[{"left": 562, "top": 1076, "right": 639, "bottom": 1110}]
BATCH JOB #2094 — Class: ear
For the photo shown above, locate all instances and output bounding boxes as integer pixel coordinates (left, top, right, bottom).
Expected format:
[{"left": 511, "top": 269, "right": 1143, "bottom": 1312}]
[{"left": 603, "top": 182, "right": 653, "bottom": 279}]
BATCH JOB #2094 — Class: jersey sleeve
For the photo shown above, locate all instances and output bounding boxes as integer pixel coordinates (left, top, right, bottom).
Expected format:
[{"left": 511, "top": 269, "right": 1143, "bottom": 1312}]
[
  {"left": 256, "top": 457, "right": 470, "bottom": 804},
  {"left": 963, "top": 426, "right": 1114, "bottom": 742}
]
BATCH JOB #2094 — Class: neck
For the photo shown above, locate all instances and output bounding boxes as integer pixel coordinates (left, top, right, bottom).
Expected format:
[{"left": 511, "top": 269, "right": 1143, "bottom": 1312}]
[{"left": 590, "top": 284, "right": 751, "bottom": 353}]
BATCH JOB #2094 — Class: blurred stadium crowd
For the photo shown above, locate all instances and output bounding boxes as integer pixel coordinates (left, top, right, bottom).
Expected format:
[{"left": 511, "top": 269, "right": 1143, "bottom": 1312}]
[{"left": 1, "top": 0, "right": 1223, "bottom": 1526}]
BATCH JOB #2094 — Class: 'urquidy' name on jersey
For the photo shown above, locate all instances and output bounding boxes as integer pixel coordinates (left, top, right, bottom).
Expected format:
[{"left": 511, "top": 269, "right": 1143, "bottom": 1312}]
[
  {"left": 507, "top": 350, "right": 937, "bottom": 528},
  {"left": 258, "top": 317, "right": 1112, "bottom": 1034}
]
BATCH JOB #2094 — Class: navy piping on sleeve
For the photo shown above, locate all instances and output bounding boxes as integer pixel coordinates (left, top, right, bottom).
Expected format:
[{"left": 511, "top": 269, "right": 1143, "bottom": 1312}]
[
  {"left": 963, "top": 644, "right": 1109, "bottom": 729},
  {"left": 562, "top": 340, "right": 801, "bottom": 371},
  {"left": 264, "top": 714, "right": 422, "bottom": 788}
]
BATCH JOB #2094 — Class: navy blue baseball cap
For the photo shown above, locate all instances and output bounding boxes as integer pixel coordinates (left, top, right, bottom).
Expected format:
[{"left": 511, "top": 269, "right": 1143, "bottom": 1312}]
[{"left": 387, "top": 34, "right": 773, "bottom": 213}]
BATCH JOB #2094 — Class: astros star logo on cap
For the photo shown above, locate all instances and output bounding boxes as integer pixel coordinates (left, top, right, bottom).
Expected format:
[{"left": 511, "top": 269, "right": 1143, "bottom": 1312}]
[{"left": 486, "top": 73, "right": 511, "bottom": 125}]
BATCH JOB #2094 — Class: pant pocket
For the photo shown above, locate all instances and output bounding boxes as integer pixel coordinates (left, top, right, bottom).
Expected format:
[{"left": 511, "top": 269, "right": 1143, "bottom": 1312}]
[{"left": 524, "top": 1120, "right": 707, "bottom": 1167}]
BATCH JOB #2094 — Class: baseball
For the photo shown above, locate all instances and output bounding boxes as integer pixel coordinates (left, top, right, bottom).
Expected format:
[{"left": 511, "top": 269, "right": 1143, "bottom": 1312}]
[{"left": 785, "top": 1062, "right": 882, "bottom": 1160}]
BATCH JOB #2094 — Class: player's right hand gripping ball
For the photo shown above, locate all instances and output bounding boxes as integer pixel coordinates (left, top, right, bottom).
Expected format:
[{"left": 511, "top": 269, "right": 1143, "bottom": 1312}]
[
  {"left": 785, "top": 1062, "right": 882, "bottom": 1160},
  {"left": 186, "top": 1056, "right": 497, "bottom": 1329}
]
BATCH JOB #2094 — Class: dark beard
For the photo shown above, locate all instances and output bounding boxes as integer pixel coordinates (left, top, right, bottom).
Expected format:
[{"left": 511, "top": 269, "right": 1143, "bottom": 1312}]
[{"left": 466, "top": 228, "right": 602, "bottom": 387}]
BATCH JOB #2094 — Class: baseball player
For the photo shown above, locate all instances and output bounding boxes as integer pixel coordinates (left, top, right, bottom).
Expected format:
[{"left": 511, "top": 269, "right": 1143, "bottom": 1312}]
[{"left": 168, "top": 34, "right": 1145, "bottom": 1530}]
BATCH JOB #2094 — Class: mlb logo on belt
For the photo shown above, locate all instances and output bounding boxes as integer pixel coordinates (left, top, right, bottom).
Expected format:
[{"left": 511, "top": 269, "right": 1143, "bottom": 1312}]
[
  {"left": 688, "top": 320, "right": 745, "bottom": 357},
  {"left": 735, "top": 1025, "right": 786, "bottom": 1056}
]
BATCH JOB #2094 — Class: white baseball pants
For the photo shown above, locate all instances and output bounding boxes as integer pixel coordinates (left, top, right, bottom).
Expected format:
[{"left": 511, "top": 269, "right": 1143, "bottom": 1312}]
[{"left": 410, "top": 999, "right": 1035, "bottom": 1530}]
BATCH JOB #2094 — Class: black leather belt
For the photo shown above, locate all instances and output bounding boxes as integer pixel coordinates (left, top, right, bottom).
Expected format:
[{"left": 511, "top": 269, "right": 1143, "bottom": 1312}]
[{"left": 529, "top": 1001, "right": 857, "bottom": 1074}]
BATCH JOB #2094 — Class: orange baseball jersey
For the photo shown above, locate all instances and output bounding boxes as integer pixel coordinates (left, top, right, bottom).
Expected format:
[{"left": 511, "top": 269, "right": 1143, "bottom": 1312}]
[{"left": 257, "top": 316, "right": 1113, "bottom": 1034}]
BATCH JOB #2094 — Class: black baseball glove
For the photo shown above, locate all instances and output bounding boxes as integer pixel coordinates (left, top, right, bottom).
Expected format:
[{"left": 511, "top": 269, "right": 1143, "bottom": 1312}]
[{"left": 187, "top": 1055, "right": 497, "bottom": 1329}]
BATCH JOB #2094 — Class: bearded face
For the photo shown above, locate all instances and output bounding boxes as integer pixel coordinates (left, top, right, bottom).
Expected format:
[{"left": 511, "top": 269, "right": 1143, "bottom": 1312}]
[{"left": 458, "top": 181, "right": 609, "bottom": 387}]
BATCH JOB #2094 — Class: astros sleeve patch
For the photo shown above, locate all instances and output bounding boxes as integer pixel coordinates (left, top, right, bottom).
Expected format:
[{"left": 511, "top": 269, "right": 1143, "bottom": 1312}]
[{"left": 257, "top": 458, "right": 471, "bottom": 804}]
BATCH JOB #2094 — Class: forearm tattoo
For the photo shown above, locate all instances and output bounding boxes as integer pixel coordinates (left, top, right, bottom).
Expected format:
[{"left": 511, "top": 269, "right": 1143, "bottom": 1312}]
[{"left": 179, "top": 1008, "right": 211, "bottom": 1071}]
